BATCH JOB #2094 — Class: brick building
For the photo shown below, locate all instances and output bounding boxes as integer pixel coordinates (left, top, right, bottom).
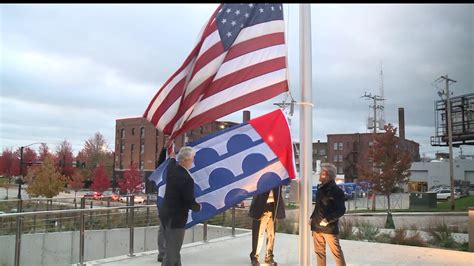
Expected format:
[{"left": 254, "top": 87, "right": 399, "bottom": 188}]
[
  {"left": 327, "top": 133, "right": 420, "bottom": 183},
  {"left": 293, "top": 140, "right": 328, "bottom": 173},
  {"left": 114, "top": 117, "right": 237, "bottom": 193}
]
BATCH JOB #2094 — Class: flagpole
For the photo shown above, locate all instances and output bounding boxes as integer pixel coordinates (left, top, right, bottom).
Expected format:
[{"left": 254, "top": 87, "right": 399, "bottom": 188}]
[{"left": 299, "top": 4, "right": 313, "bottom": 266}]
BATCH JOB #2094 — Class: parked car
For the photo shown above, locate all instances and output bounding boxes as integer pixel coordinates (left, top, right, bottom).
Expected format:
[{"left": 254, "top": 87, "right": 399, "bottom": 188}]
[
  {"left": 102, "top": 191, "right": 120, "bottom": 201},
  {"left": 83, "top": 191, "right": 102, "bottom": 200},
  {"left": 436, "top": 189, "right": 461, "bottom": 200},
  {"left": 120, "top": 194, "right": 146, "bottom": 204}
]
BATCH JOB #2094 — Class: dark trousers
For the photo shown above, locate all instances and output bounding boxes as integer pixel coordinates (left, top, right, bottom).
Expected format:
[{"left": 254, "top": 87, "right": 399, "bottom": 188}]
[
  {"left": 250, "top": 203, "right": 275, "bottom": 261},
  {"left": 162, "top": 221, "right": 185, "bottom": 266},
  {"left": 157, "top": 217, "right": 165, "bottom": 260}
]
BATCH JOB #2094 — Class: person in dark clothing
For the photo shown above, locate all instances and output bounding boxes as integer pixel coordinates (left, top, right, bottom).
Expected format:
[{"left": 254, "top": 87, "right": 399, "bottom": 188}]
[
  {"left": 310, "top": 163, "right": 346, "bottom": 266},
  {"left": 156, "top": 147, "right": 167, "bottom": 263},
  {"left": 159, "top": 146, "right": 201, "bottom": 266},
  {"left": 249, "top": 185, "right": 286, "bottom": 265}
]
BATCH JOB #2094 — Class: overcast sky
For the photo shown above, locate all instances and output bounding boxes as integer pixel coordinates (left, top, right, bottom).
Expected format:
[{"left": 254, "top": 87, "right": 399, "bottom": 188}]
[{"left": 1, "top": 4, "right": 473, "bottom": 158}]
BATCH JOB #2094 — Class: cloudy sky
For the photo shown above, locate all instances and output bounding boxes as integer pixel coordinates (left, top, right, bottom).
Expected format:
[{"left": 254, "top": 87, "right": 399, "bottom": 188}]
[{"left": 1, "top": 4, "right": 473, "bottom": 158}]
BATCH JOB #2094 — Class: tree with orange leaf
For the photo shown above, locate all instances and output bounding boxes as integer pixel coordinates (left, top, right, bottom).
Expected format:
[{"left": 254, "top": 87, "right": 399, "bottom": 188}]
[
  {"left": 359, "top": 124, "right": 412, "bottom": 227},
  {"left": 90, "top": 164, "right": 111, "bottom": 193},
  {"left": 118, "top": 163, "right": 143, "bottom": 195}
]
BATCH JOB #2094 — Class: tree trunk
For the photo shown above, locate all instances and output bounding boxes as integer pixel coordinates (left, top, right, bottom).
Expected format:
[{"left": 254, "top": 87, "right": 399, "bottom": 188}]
[
  {"left": 387, "top": 194, "right": 391, "bottom": 213},
  {"left": 371, "top": 190, "right": 376, "bottom": 211},
  {"left": 385, "top": 194, "right": 395, "bottom": 229}
]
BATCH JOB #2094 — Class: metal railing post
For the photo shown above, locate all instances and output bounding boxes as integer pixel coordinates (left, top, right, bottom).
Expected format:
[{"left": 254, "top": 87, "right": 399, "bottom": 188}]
[
  {"left": 79, "top": 197, "right": 85, "bottom": 266},
  {"left": 203, "top": 221, "right": 208, "bottom": 242},
  {"left": 129, "top": 195, "right": 135, "bottom": 257},
  {"left": 146, "top": 195, "right": 150, "bottom": 226},
  {"left": 107, "top": 197, "right": 111, "bottom": 229},
  {"left": 231, "top": 206, "right": 236, "bottom": 237},
  {"left": 14, "top": 199, "right": 23, "bottom": 266}
]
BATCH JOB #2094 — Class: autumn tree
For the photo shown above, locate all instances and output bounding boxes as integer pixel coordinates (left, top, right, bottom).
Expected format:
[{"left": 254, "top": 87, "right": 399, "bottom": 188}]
[
  {"left": 69, "top": 171, "right": 84, "bottom": 207},
  {"left": 90, "top": 164, "right": 111, "bottom": 193},
  {"left": 118, "top": 163, "right": 143, "bottom": 195},
  {"left": 38, "top": 143, "right": 52, "bottom": 161},
  {"left": 359, "top": 124, "right": 412, "bottom": 228},
  {"left": 20, "top": 147, "right": 38, "bottom": 177},
  {"left": 78, "top": 132, "right": 113, "bottom": 181},
  {"left": 25, "top": 156, "right": 66, "bottom": 198},
  {"left": 0, "top": 148, "right": 19, "bottom": 177},
  {"left": 55, "top": 140, "right": 75, "bottom": 178}
]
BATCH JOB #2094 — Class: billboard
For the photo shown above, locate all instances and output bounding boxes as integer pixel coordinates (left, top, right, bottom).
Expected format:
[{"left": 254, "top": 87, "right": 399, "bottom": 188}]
[{"left": 431, "top": 92, "right": 474, "bottom": 147}]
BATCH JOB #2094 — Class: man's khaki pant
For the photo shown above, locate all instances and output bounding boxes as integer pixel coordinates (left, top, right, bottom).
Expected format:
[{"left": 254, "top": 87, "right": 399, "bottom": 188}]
[{"left": 312, "top": 232, "right": 346, "bottom": 266}]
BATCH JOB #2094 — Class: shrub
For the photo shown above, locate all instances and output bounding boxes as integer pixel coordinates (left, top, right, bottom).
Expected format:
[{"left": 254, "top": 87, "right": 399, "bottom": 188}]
[
  {"left": 427, "top": 219, "right": 458, "bottom": 248},
  {"left": 355, "top": 222, "right": 379, "bottom": 241},
  {"left": 391, "top": 228, "right": 427, "bottom": 247},
  {"left": 338, "top": 217, "right": 355, "bottom": 240}
]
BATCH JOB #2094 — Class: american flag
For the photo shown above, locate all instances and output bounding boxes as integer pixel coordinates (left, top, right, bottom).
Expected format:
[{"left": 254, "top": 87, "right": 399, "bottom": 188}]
[{"left": 143, "top": 3, "right": 288, "bottom": 140}]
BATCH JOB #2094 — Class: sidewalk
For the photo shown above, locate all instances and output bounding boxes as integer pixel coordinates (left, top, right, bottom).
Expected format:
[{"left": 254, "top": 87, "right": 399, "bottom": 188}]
[{"left": 85, "top": 232, "right": 473, "bottom": 265}]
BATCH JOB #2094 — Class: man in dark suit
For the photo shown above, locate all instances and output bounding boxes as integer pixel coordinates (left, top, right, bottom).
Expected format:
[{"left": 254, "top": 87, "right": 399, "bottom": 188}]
[
  {"left": 249, "top": 185, "right": 286, "bottom": 265},
  {"left": 159, "top": 146, "right": 201, "bottom": 266},
  {"left": 156, "top": 148, "right": 167, "bottom": 263}
]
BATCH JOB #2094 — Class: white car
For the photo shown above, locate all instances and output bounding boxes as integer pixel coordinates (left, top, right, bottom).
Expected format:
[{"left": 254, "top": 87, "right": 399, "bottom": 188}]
[
  {"left": 436, "top": 189, "right": 460, "bottom": 200},
  {"left": 120, "top": 194, "right": 146, "bottom": 204}
]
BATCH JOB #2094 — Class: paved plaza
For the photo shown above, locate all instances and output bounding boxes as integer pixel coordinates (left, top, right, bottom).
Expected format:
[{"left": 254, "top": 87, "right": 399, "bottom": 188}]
[{"left": 86, "top": 232, "right": 473, "bottom": 266}]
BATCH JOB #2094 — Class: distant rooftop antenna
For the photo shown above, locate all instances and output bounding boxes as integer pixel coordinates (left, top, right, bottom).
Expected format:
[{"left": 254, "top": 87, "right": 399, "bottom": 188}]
[{"left": 378, "top": 62, "right": 386, "bottom": 130}]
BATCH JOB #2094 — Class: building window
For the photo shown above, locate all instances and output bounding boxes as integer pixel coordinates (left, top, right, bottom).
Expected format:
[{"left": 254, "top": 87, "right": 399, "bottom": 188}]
[
  {"left": 333, "top": 143, "right": 338, "bottom": 151},
  {"left": 333, "top": 142, "right": 343, "bottom": 151},
  {"left": 338, "top": 142, "right": 343, "bottom": 150},
  {"left": 337, "top": 166, "right": 343, "bottom": 174},
  {"left": 320, "top": 148, "right": 326, "bottom": 156},
  {"left": 140, "top": 127, "right": 145, "bottom": 138},
  {"left": 132, "top": 128, "right": 135, "bottom": 135},
  {"left": 140, "top": 160, "right": 144, "bottom": 170},
  {"left": 121, "top": 129, "right": 125, "bottom": 139},
  {"left": 333, "top": 154, "right": 343, "bottom": 162},
  {"left": 131, "top": 144, "right": 135, "bottom": 152},
  {"left": 120, "top": 144, "right": 125, "bottom": 154},
  {"left": 140, "top": 144, "right": 145, "bottom": 154}
]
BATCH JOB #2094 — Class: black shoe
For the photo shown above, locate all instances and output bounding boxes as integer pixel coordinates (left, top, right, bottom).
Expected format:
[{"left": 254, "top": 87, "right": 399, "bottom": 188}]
[
  {"left": 250, "top": 257, "right": 259, "bottom": 266},
  {"left": 265, "top": 257, "right": 277, "bottom": 265},
  {"left": 157, "top": 257, "right": 163, "bottom": 262}
]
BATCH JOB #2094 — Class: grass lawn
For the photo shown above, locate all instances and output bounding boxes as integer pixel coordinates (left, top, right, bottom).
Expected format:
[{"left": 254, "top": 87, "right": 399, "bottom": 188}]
[{"left": 436, "top": 196, "right": 474, "bottom": 211}]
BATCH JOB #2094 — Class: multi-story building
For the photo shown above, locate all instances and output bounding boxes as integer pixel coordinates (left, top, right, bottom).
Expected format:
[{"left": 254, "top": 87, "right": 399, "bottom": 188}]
[
  {"left": 293, "top": 141, "right": 328, "bottom": 173},
  {"left": 327, "top": 133, "right": 420, "bottom": 183},
  {"left": 114, "top": 117, "right": 237, "bottom": 193}
]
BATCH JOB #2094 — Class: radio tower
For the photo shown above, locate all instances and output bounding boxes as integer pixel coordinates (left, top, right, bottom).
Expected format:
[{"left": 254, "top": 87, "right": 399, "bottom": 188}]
[{"left": 378, "top": 62, "right": 386, "bottom": 130}]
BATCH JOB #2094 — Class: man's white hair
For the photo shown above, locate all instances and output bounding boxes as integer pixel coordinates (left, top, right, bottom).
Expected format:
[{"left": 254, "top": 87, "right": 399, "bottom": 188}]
[
  {"left": 177, "top": 146, "right": 195, "bottom": 163},
  {"left": 320, "top": 163, "right": 337, "bottom": 179}
]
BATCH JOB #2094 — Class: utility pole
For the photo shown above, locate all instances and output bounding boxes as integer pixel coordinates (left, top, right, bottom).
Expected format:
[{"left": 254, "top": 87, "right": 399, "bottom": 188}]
[
  {"left": 435, "top": 75, "right": 456, "bottom": 210},
  {"left": 361, "top": 92, "right": 384, "bottom": 211}
]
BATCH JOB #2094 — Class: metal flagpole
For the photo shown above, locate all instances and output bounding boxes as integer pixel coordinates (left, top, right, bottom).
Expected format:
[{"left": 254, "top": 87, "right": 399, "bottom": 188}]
[{"left": 299, "top": 4, "right": 313, "bottom": 266}]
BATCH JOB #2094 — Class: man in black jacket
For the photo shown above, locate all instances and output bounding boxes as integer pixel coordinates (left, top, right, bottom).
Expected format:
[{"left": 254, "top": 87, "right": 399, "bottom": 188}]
[
  {"left": 310, "top": 163, "right": 346, "bottom": 266},
  {"left": 156, "top": 148, "right": 167, "bottom": 263},
  {"left": 249, "top": 185, "right": 286, "bottom": 265},
  {"left": 159, "top": 146, "right": 201, "bottom": 266}
]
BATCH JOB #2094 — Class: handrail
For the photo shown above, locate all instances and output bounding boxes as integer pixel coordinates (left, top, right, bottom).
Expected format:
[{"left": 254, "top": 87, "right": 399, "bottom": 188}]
[{"left": 0, "top": 204, "right": 156, "bottom": 219}]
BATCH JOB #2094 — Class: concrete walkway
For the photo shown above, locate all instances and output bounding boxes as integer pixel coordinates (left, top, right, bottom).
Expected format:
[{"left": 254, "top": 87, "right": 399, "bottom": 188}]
[{"left": 85, "top": 232, "right": 473, "bottom": 265}]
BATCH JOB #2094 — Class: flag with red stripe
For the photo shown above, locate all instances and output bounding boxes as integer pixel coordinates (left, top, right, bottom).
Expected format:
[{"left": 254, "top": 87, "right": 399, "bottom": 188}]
[{"left": 143, "top": 3, "right": 288, "bottom": 140}]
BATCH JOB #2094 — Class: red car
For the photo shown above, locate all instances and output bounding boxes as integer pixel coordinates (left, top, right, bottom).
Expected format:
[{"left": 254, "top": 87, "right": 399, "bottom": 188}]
[{"left": 83, "top": 192, "right": 102, "bottom": 200}]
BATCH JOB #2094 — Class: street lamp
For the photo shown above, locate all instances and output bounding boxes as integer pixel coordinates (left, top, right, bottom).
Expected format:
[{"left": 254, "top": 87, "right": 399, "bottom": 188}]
[{"left": 18, "top": 142, "right": 46, "bottom": 199}]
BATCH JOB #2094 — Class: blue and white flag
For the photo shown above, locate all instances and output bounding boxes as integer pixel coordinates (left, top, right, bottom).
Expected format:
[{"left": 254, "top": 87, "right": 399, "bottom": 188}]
[{"left": 149, "top": 109, "right": 296, "bottom": 228}]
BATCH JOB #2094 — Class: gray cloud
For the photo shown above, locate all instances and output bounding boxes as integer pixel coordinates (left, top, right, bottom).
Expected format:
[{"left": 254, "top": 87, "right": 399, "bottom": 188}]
[{"left": 1, "top": 4, "right": 473, "bottom": 158}]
